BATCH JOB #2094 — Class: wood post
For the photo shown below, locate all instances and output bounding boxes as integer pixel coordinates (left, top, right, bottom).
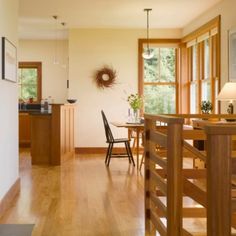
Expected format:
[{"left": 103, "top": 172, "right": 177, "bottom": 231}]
[
  {"left": 144, "top": 118, "right": 157, "bottom": 234},
  {"left": 205, "top": 125, "right": 232, "bottom": 236},
  {"left": 167, "top": 122, "right": 183, "bottom": 235}
]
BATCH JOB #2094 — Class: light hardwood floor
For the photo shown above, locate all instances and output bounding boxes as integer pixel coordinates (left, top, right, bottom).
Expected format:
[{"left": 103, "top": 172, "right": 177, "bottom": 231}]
[
  {"left": 0, "top": 150, "right": 208, "bottom": 235},
  {"left": 0, "top": 149, "right": 145, "bottom": 236}
]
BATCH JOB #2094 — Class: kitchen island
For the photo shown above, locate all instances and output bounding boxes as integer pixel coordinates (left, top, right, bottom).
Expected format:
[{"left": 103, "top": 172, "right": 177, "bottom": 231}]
[{"left": 20, "top": 104, "right": 75, "bottom": 165}]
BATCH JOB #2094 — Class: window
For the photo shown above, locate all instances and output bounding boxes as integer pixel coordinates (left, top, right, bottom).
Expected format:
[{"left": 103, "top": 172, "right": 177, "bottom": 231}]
[
  {"left": 18, "top": 62, "right": 42, "bottom": 103},
  {"left": 139, "top": 40, "right": 180, "bottom": 114},
  {"left": 183, "top": 16, "right": 220, "bottom": 113},
  {"left": 190, "top": 45, "right": 198, "bottom": 113},
  {"left": 201, "top": 38, "right": 211, "bottom": 102}
]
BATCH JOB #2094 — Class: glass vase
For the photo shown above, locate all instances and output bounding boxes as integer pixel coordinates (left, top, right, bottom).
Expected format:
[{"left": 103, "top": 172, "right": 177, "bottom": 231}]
[{"left": 133, "top": 109, "right": 140, "bottom": 123}]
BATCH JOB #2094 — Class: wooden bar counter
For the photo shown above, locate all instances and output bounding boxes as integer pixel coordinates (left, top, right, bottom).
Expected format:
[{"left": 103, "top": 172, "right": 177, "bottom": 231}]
[{"left": 30, "top": 104, "right": 75, "bottom": 165}]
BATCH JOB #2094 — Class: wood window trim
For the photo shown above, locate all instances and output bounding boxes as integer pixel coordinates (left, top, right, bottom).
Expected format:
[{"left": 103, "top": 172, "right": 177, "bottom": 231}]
[
  {"left": 182, "top": 15, "right": 221, "bottom": 114},
  {"left": 18, "top": 62, "right": 42, "bottom": 103},
  {"left": 182, "top": 15, "right": 220, "bottom": 43},
  {"left": 138, "top": 38, "right": 181, "bottom": 114}
]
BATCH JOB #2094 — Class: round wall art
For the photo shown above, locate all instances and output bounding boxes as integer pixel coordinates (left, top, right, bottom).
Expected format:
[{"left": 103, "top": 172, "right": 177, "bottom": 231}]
[{"left": 94, "top": 66, "right": 116, "bottom": 89}]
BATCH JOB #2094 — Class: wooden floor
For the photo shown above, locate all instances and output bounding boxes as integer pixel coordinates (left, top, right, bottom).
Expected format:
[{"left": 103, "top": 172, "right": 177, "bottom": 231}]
[
  {"left": 0, "top": 149, "right": 145, "bottom": 236},
  {"left": 0, "top": 150, "right": 208, "bottom": 235}
]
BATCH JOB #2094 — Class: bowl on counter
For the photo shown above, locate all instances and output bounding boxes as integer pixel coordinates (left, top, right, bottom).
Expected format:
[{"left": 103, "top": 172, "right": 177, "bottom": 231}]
[{"left": 67, "top": 99, "right": 77, "bottom": 104}]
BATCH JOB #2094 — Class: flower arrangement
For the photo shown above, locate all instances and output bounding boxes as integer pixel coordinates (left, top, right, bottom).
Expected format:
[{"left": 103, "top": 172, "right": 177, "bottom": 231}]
[
  {"left": 201, "top": 100, "right": 213, "bottom": 114},
  {"left": 127, "top": 93, "right": 142, "bottom": 111}
]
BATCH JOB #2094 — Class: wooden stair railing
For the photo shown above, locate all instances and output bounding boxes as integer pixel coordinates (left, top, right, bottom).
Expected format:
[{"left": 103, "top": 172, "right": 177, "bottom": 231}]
[
  {"left": 145, "top": 114, "right": 184, "bottom": 235},
  {"left": 144, "top": 114, "right": 236, "bottom": 236}
]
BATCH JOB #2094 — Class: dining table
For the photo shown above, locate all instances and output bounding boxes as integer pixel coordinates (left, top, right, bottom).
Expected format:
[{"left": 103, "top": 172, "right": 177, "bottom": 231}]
[{"left": 110, "top": 122, "right": 144, "bottom": 170}]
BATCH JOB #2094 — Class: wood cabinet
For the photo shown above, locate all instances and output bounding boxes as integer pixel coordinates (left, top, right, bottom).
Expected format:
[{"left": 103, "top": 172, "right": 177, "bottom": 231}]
[
  {"left": 51, "top": 104, "right": 75, "bottom": 165},
  {"left": 30, "top": 104, "right": 75, "bottom": 165},
  {"left": 30, "top": 114, "right": 51, "bottom": 165},
  {"left": 19, "top": 112, "right": 31, "bottom": 147}
]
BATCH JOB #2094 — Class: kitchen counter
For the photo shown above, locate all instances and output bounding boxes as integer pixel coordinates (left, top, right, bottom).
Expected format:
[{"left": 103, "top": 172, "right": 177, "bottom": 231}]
[
  {"left": 19, "top": 110, "right": 51, "bottom": 147},
  {"left": 30, "top": 104, "right": 75, "bottom": 165},
  {"left": 30, "top": 111, "right": 51, "bottom": 115},
  {"left": 19, "top": 110, "right": 51, "bottom": 115}
]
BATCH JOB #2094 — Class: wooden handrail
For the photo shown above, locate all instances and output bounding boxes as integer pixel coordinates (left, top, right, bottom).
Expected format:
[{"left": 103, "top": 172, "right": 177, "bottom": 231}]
[
  {"left": 145, "top": 113, "right": 184, "bottom": 124},
  {"left": 144, "top": 114, "right": 236, "bottom": 235},
  {"left": 168, "top": 113, "right": 236, "bottom": 119}
]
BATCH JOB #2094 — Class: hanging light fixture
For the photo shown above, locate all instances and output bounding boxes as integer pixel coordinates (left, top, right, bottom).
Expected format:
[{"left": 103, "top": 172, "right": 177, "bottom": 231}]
[
  {"left": 142, "top": 8, "right": 154, "bottom": 60},
  {"left": 61, "top": 22, "right": 67, "bottom": 69},
  {"left": 52, "top": 15, "right": 59, "bottom": 65}
]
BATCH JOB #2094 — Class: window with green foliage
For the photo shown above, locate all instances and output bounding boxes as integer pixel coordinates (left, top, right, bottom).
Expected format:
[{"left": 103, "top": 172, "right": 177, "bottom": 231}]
[
  {"left": 18, "top": 62, "right": 42, "bottom": 103},
  {"left": 184, "top": 16, "right": 220, "bottom": 114},
  {"left": 202, "top": 38, "right": 211, "bottom": 102},
  {"left": 139, "top": 43, "right": 178, "bottom": 115},
  {"left": 190, "top": 44, "right": 198, "bottom": 113},
  {"left": 187, "top": 33, "right": 219, "bottom": 114}
]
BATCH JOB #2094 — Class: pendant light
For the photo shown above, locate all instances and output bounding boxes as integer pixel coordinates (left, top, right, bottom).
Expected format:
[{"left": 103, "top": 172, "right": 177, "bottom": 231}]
[
  {"left": 142, "top": 8, "right": 154, "bottom": 60},
  {"left": 53, "top": 15, "right": 59, "bottom": 65},
  {"left": 61, "top": 22, "right": 67, "bottom": 69}
]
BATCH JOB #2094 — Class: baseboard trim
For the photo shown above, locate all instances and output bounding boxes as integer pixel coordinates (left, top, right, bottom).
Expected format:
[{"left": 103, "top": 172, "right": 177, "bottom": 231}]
[
  {"left": 0, "top": 178, "right": 20, "bottom": 218},
  {"left": 75, "top": 147, "right": 126, "bottom": 154}
]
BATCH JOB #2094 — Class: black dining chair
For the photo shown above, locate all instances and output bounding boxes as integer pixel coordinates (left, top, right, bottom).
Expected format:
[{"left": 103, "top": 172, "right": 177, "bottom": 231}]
[{"left": 101, "top": 110, "right": 135, "bottom": 166}]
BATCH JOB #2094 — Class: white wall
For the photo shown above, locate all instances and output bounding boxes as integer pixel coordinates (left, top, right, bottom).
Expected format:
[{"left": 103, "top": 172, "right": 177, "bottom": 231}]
[
  {"left": 18, "top": 40, "right": 68, "bottom": 103},
  {"left": 183, "top": 0, "right": 236, "bottom": 111},
  {"left": 69, "top": 28, "right": 181, "bottom": 147},
  {"left": 0, "top": 0, "right": 19, "bottom": 200}
]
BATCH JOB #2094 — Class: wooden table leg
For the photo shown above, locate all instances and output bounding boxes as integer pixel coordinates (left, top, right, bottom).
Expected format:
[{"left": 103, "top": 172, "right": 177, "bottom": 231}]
[
  {"left": 128, "top": 128, "right": 132, "bottom": 140},
  {"left": 136, "top": 128, "right": 140, "bottom": 170},
  {"left": 128, "top": 127, "right": 141, "bottom": 170}
]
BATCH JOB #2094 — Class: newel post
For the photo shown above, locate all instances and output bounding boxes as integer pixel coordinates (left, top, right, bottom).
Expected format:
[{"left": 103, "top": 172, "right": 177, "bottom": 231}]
[
  {"left": 205, "top": 125, "right": 233, "bottom": 236},
  {"left": 167, "top": 120, "right": 183, "bottom": 236}
]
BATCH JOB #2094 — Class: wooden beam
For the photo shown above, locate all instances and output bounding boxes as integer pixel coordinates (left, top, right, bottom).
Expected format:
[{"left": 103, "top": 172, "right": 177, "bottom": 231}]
[
  {"left": 156, "top": 169, "right": 206, "bottom": 179},
  {"left": 183, "top": 129, "right": 206, "bottom": 140},
  {"left": 150, "top": 192, "right": 167, "bottom": 217},
  {"left": 183, "top": 228, "right": 193, "bottom": 236},
  {"left": 183, "top": 141, "right": 206, "bottom": 162},
  {"left": 149, "top": 150, "right": 167, "bottom": 169},
  {"left": 150, "top": 169, "right": 167, "bottom": 195},
  {"left": 150, "top": 130, "right": 167, "bottom": 148},
  {"left": 144, "top": 114, "right": 184, "bottom": 124},
  {"left": 150, "top": 210, "right": 167, "bottom": 236},
  {"left": 232, "top": 199, "right": 236, "bottom": 212},
  {"left": 183, "top": 178, "right": 206, "bottom": 207},
  {"left": 205, "top": 126, "right": 232, "bottom": 236},
  {"left": 145, "top": 118, "right": 157, "bottom": 233},
  {"left": 167, "top": 122, "right": 183, "bottom": 235},
  {"left": 156, "top": 207, "right": 206, "bottom": 218}
]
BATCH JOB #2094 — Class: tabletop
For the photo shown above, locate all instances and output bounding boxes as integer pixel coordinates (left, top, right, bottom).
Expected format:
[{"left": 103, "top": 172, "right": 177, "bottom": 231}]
[{"left": 111, "top": 122, "right": 144, "bottom": 129}]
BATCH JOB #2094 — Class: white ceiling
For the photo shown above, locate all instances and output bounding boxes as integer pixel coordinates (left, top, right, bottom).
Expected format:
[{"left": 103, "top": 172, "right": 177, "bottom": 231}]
[{"left": 19, "top": 0, "right": 223, "bottom": 39}]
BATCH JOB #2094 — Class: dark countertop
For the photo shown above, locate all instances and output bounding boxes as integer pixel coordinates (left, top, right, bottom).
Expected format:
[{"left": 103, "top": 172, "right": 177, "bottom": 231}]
[
  {"left": 19, "top": 109, "right": 51, "bottom": 115},
  {"left": 19, "top": 109, "right": 39, "bottom": 113},
  {"left": 30, "top": 111, "right": 51, "bottom": 116}
]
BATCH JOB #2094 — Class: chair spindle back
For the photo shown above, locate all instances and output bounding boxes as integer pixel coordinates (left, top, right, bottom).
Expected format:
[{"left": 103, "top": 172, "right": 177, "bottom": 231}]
[{"left": 101, "top": 110, "right": 114, "bottom": 142}]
